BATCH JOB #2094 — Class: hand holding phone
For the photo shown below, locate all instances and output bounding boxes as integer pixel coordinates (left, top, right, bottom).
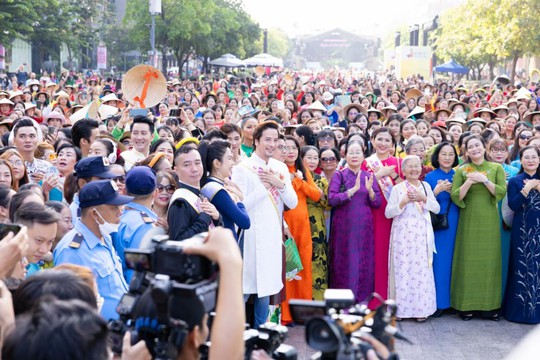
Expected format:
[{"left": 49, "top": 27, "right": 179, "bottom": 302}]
[{"left": 0, "top": 224, "right": 28, "bottom": 279}]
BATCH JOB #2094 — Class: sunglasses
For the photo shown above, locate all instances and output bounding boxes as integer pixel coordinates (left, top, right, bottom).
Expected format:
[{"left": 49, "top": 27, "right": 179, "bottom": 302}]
[
  {"left": 113, "top": 176, "right": 126, "bottom": 184},
  {"left": 520, "top": 135, "right": 533, "bottom": 140},
  {"left": 157, "top": 184, "right": 175, "bottom": 194},
  {"left": 321, "top": 156, "right": 337, "bottom": 163}
]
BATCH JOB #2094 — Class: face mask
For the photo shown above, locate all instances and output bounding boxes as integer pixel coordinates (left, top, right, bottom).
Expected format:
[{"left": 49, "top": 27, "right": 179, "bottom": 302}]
[{"left": 94, "top": 209, "right": 119, "bottom": 237}]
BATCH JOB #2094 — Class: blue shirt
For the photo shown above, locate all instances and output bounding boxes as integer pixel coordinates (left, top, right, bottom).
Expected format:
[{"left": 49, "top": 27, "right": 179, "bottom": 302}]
[
  {"left": 53, "top": 219, "right": 128, "bottom": 320},
  {"left": 115, "top": 202, "right": 157, "bottom": 283},
  {"left": 69, "top": 193, "right": 80, "bottom": 226}
]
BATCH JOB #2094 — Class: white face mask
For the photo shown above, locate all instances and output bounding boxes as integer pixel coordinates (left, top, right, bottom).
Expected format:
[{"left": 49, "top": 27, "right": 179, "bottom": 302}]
[{"left": 94, "top": 209, "right": 119, "bottom": 237}]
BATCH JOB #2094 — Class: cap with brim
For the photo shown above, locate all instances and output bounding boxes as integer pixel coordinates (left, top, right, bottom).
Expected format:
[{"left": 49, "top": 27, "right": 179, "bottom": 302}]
[
  {"left": 432, "top": 120, "right": 447, "bottom": 129},
  {"left": 0, "top": 118, "right": 13, "bottom": 129},
  {"left": 307, "top": 101, "right": 327, "bottom": 112},
  {"left": 343, "top": 103, "right": 367, "bottom": 116},
  {"left": 79, "top": 179, "right": 134, "bottom": 208},
  {"left": 0, "top": 98, "right": 14, "bottom": 106},
  {"left": 45, "top": 112, "right": 66, "bottom": 125},
  {"left": 473, "top": 108, "right": 496, "bottom": 119},
  {"left": 74, "top": 156, "right": 117, "bottom": 179},
  {"left": 404, "top": 88, "right": 422, "bottom": 101},
  {"left": 126, "top": 166, "right": 157, "bottom": 195},
  {"left": 467, "top": 117, "right": 487, "bottom": 126},
  {"left": 322, "top": 91, "right": 333, "bottom": 101},
  {"left": 523, "top": 111, "right": 540, "bottom": 123},
  {"left": 407, "top": 106, "right": 425, "bottom": 119},
  {"left": 449, "top": 101, "right": 470, "bottom": 112}
]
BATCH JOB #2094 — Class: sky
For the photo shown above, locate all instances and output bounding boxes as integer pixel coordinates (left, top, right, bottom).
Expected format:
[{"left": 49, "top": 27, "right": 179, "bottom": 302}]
[{"left": 242, "top": 0, "right": 463, "bottom": 39}]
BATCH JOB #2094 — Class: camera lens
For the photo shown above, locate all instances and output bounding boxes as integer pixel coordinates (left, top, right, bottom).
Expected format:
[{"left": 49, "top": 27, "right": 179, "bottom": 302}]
[{"left": 305, "top": 317, "right": 341, "bottom": 353}]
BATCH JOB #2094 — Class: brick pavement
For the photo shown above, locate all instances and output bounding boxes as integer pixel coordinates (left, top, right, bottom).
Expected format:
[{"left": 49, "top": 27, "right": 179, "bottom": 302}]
[{"left": 285, "top": 315, "right": 534, "bottom": 360}]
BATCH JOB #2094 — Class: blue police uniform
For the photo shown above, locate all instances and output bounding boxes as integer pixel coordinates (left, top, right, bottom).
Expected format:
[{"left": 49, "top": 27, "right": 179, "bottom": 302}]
[
  {"left": 115, "top": 202, "right": 157, "bottom": 283},
  {"left": 54, "top": 219, "right": 129, "bottom": 320}
]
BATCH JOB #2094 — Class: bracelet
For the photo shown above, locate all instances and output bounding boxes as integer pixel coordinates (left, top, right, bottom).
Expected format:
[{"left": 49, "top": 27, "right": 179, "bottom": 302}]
[{"left": 392, "top": 174, "right": 398, "bottom": 181}]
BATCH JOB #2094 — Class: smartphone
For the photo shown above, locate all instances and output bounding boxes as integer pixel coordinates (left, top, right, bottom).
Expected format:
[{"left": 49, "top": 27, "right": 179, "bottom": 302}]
[
  {"left": 237, "top": 105, "right": 255, "bottom": 117},
  {"left": 169, "top": 108, "right": 180, "bottom": 117},
  {"left": 129, "top": 108, "right": 148, "bottom": 117},
  {"left": 0, "top": 223, "right": 22, "bottom": 240}
]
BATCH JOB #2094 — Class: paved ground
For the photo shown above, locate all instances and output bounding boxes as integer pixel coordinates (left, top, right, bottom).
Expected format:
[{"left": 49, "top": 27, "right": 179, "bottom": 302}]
[{"left": 285, "top": 314, "right": 535, "bottom": 359}]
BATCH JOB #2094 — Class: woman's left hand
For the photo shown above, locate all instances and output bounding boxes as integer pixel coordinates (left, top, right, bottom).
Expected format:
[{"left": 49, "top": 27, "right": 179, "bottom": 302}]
[
  {"left": 409, "top": 188, "right": 427, "bottom": 202},
  {"left": 365, "top": 173, "right": 374, "bottom": 192}
]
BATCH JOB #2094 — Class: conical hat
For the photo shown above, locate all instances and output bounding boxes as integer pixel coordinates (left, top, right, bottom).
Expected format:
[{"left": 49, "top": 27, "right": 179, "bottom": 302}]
[
  {"left": 99, "top": 104, "right": 119, "bottom": 119},
  {"left": 69, "top": 104, "right": 91, "bottom": 123},
  {"left": 122, "top": 64, "right": 167, "bottom": 108}
]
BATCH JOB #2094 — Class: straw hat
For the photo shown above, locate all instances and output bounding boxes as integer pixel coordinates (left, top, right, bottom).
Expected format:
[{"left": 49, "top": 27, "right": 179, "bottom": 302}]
[
  {"left": 24, "top": 103, "right": 36, "bottom": 111},
  {"left": 307, "top": 101, "right": 327, "bottom": 112},
  {"left": 122, "top": 64, "right": 167, "bottom": 109},
  {"left": 321, "top": 91, "right": 333, "bottom": 102},
  {"left": 407, "top": 106, "right": 425, "bottom": 119},
  {"left": 54, "top": 90, "right": 70, "bottom": 100},
  {"left": 515, "top": 87, "right": 532, "bottom": 100},
  {"left": 381, "top": 103, "right": 397, "bottom": 117},
  {"left": 404, "top": 88, "right": 422, "bottom": 102},
  {"left": 449, "top": 101, "right": 470, "bottom": 113},
  {"left": 467, "top": 117, "right": 487, "bottom": 127},
  {"left": 445, "top": 116, "right": 466, "bottom": 126},
  {"left": 9, "top": 90, "right": 23, "bottom": 100},
  {"left": 99, "top": 104, "right": 120, "bottom": 119},
  {"left": 367, "top": 107, "right": 383, "bottom": 116},
  {"left": 45, "top": 112, "right": 67, "bottom": 125},
  {"left": 434, "top": 108, "right": 452, "bottom": 118},
  {"left": 101, "top": 93, "right": 121, "bottom": 103},
  {"left": 473, "top": 108, "right": 496, "bottom": 119},
  {"left": 523, "top": 111, "right": 540, "bottom": 123},
  {"left": 0, "top": 117, "right": 13, "bottom": 130},
  {"left": 0, "top": 98, "right": 14, "bottom": 106},
  {"left": 343, "top": 103, "right": 367, "bottom": 117}
]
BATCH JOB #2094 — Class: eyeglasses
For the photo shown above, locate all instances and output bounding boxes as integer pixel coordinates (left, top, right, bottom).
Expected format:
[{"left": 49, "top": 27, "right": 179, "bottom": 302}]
[
  {"left": 490, "top": 148, "right": 507, "bottom": 153},
  {"left": 520, "top": 135, "right": 533, "bottom": 140},
  {"left": 321, "top": 156, "right": 337, "bottom": 163},
  {"left": 113, "top": 176, "right": 125, "bottom": 184},
  {"left": 157, "top": 184, "right": 176, "bottom": 194},
  {"left": 319, "top": 136, "right": 334, "bottom": 142},
  {"left": 278, "top": 145, "right": 287, "bottom": 152},
  {"left": 284, "top": 146, "right": 298, "bottom": 152}
]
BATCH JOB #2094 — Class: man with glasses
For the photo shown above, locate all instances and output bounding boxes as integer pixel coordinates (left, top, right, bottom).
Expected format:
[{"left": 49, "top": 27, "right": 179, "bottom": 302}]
[{"left": 115, "top": 166, "right": 158, "bottom": 283}]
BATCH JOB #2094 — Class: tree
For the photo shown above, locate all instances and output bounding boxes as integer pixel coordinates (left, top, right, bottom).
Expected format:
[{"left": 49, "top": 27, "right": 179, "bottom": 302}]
[
  {"left": 0, "top": 0, "right": 45, "bottom": 45},
  {"left": 266, "top": 28, "right": 290, "bottom": 59}
]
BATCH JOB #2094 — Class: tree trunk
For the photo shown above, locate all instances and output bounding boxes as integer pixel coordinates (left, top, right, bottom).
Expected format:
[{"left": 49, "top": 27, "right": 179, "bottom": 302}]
[
  {"left": 161, "top": 47, "right": 167, "bottom": 76},
  {"left": 510, "top": 55, "right": 519, "bottom": 82}
]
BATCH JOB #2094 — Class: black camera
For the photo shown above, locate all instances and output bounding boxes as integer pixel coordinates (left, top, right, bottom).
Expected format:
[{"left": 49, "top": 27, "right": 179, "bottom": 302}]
[
  {"left": 109, "top": 233, "right": 219, "bottom": 358},
  {"left": 200, "top": 322, "right": 297, "bottom": 360},
  {"left": 124, "top": 234, "right": 216, "bottom": 283},
  {"left": 289, "top": 290, "right": 408, "bottom": 360}
]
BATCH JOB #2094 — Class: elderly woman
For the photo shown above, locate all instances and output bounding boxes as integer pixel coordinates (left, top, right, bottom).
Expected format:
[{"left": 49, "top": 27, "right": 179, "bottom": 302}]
[
  {"left": 404, "top": 136, "right": 432, "bottom": 180},
  {"left": 504, "top": 146, "right": 540, "bottom": 323},
  {"left": 385, "top": 155, "right": 439, "bottom": 321},
  {"left": 450, "top": 135, "right": 506, "bottom": 321}
]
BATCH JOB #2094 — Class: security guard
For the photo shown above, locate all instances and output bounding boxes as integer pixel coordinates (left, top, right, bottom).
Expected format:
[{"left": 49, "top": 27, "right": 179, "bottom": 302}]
[
  {"left": 69, "top": 156, "right": 118, "bottom": 224},
  {"left": 54, "top": 179, "right": 134, "bottom": 320},
  {"left": 115, "top": 166, "right": 158, "bottom": 283}
]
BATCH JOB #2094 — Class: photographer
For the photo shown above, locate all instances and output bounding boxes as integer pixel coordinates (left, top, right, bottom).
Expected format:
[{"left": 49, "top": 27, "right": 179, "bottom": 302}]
[{"left": 131, "top": 227, "right": 244, "bottom": 360}]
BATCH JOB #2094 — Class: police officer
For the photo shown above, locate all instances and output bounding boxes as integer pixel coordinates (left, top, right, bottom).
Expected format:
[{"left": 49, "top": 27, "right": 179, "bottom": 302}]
[
  {"left": 115, "top": 166, "right": 158, "bottom": 283},
  {"left": 69, "top": 156, "right": 118, "bottom": 224},
  {"left": 54, "top": 179, "right": 134, "bottom": 320}
]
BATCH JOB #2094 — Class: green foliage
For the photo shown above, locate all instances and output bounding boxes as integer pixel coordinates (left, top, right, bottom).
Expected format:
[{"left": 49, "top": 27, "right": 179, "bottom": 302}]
[
  {"left": 266, "top": 28, "right": 291, "bottom": 59},
  {"left": 124, "top": 0, "right": 261, "bottom": 75},
  {"left": 432, "top": 0, "right": 540, "bottom": 79},
  {"left": 0, "top": 0, "right": 45, "bottom": 44}
]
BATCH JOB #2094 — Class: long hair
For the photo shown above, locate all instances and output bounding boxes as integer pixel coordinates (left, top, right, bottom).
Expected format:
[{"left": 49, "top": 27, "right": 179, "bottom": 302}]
[{"left": 284, "top": 135, "right": 308, "bottom": 180}]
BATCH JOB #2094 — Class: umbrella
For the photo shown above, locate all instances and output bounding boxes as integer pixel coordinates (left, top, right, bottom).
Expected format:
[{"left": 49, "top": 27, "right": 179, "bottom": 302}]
[
  {"left": 434, "top": 59, "right": 469, "bottom": 74},
  {"left": 209, "top": 54, "right": 246, "bottom": 68},
  {"left": 244, "top": 53, "right": 283, "bottom": 67}
]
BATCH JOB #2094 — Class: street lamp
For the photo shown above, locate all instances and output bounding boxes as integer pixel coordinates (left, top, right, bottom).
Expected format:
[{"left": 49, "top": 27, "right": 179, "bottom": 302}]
[{"left": 149, "top": 0, "right": 162, "bottom": 67}]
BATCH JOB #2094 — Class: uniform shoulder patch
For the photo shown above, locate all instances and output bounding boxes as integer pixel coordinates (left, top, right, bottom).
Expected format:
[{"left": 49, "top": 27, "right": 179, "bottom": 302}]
[
  {"left": 69, "top": 233, "right": 84, "bottom": 249},
  {"left": 140, "top": 212, "right": 155, "bottom": 224}
]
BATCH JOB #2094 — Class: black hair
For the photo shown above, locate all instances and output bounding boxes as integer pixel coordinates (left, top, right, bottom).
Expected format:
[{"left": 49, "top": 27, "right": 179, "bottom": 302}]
[
  {"left": 59, "top": 128, "right": 72, "bottom": 139},
  {"left": 132, "top": 115, "right": 155, "bottom": 134},
  {"left": 0, "top": 184, "right": 13, "bottom": 210},
  {"left": 347, "top": 132, "right": 370, "bottom": 156},
  {"left": 284, "top": 135, "right": 308, "bottom": 180},
  {"left": 300, "top": 145, "right": 319, "bottom": 159},
  {"left": 14, "top": 201, "right": 60, "bottom": 228},
  {"left": 316, "top": 129, "right": 338, "bottom": 149},
  {"left": 386, "top": 113, "right": 404, "bottom": 123},
  {"left": 9, "top": 189, "right": 44, "bottom": 222},
  {"left": 252, "top": 121, "right": 280, "bottom": 150},
  {"left": 165, "top": 117, "right": 180, "bottom": 127},
  {"left": 157, "top": 125, "right": 174, "bottom": 139},
  {"left": 202, "top": 129, "right": 227, "bottom": 142},
  {"left": 13, "top": 270, "right": 98, "bottom": 314},
  {"left": 399, "top": 119, "right": 417, "bottom": 144},
  {"left": 150, "top": 138, "right": 175, "bottom": 155},
  {"left": 294, "top": 125, "right": 315, "bottom": 146},
  {"left": 517, "top": 145, "right": 540, "bottom": 175},
  {"left": 220, "top": 122, "right": 241, "bottom": 136},
  {"left": 463, "top": 135, "right": 487, "bottom": 162},
  {"left": 371, "top": 127, "right": 397, "bottom": 146},
  {"left": 12, "top": 118, "right": 36, "bottom": 137},
  {"left": 198, "top": 139, "right": 230, "bottom": 185},
  {"left": 94, "top": 138, "right": 115, "bottom": 156},
  {"left": 431, "top": 141, "right": 459, "bottom": 169},
  {"left": 56, "top": 143, "right": 82, "bottom": 162},
  {"left": 71, "top": 119, "right": 99, "bottom": 148},
  {"left": 3, "top": 299, "right": 107, "bottom": 360},
  {"left": 318, "top": 146, "right": 341, "bottom": 162},
  {"left": 173, "top": 144, "right": 199, "bottom": 165}
]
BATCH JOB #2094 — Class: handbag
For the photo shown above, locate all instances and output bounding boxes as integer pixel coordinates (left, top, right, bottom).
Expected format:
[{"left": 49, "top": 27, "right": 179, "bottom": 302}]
[
  {"left": 421, "top": 183, "right": 451, "bottom": 231},
  {"left": 284, "top": 237, "right": 303, "bottom": 281}
]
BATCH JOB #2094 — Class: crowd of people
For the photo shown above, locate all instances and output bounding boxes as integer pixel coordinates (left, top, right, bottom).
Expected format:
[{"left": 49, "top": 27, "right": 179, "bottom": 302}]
[{"left": 1, "top": 66, "right": 540, "bottom": 358}]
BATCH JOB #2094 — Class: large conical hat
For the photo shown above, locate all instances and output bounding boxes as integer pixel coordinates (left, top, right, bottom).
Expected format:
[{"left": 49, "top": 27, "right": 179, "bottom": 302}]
[{"left": 122, "top": 64, "right": 167, "bottom": 108}]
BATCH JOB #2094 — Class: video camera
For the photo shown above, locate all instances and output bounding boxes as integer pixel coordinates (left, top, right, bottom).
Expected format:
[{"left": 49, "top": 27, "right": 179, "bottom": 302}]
[
  {"left": 108, "top": 233, "right": 219, "bottom": 359},
  {"left": 289, "top": 289, "right": 410, "bottom": 360}
]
